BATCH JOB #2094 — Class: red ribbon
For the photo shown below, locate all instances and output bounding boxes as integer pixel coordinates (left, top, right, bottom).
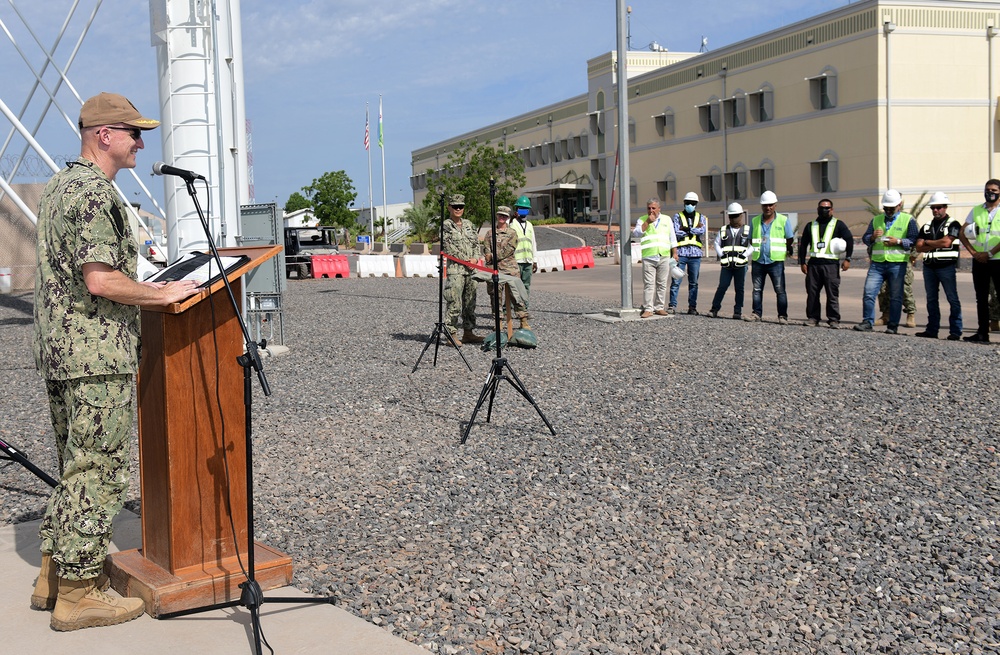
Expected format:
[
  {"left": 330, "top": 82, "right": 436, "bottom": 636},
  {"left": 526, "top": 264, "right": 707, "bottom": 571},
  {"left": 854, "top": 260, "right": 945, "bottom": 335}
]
[{"left": 441, "top": 252, "right": 498, "bottom": 275}]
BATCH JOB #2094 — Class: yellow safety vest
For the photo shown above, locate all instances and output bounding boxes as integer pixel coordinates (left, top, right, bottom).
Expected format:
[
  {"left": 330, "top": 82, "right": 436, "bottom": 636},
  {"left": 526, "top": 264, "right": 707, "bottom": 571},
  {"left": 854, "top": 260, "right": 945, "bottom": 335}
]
[
  {"left": 640, "top": 218, "right": 674, "bottom": 258},
  {"left": 676, "top": 212, "right": 704, "bottom": 250},
  {"left": 809, "top": 219, "right": 838, "bottom": 260},
  {"left": 971, "top": 206, "right": 1000, "bottom": 260},
  {"left": 870, "top": 213, "right": 912, "bottom": 263},
  {"left": 751, "top": 214, "right": 789, "bottom": 262},
  {"left": 512, "top": 219, "right": 535, "bottom": 263}
]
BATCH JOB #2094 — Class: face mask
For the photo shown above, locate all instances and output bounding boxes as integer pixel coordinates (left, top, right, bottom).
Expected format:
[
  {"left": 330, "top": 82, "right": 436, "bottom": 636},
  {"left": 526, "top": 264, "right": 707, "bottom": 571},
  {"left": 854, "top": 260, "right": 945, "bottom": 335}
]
[
  {"left": 517, "top": 208, "right": 529, "bottom": 217},
  {"left": 684, "top": 204, "right": 697, "bottom": 213},
  {"left": 817, "top": 207, "right": 832, "bottom": 219},
  {"left": 986, "top": 191, "right": 1000, "bottom": 203}
]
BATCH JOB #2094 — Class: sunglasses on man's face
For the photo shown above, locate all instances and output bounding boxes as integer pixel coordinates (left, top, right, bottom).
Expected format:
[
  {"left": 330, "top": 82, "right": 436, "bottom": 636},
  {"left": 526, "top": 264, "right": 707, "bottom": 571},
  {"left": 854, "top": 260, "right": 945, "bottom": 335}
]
[{"left": 104, "top": 126, "right": 142, "bottom": 140}]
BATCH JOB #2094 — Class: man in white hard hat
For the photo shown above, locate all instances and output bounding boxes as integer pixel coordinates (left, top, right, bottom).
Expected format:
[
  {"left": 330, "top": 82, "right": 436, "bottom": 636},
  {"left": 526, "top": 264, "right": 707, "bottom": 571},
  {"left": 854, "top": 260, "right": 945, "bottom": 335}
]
[
  {"left": 632, "top": 198, "right": 678, "bottom": 318},
  {"left": 797, "top": 198, "right": 854, "bottom": 328},
  {"left": 669, "top": 191, "right": 707, "bottom": 315},
  {"left": 708, "top": 202, "right": 753, "bottom": 319},
  {"left": 958, "top": 178, "right": 1000, "bottom": 342},
  {"left": 913, "top": 192, "right": 963, "bottom": 340},
  {"left": 854, "top": 189, "right": 917, "bottom": 334},
  {"left": 747, "top": 190, "right": 795, "bottom": 322}
]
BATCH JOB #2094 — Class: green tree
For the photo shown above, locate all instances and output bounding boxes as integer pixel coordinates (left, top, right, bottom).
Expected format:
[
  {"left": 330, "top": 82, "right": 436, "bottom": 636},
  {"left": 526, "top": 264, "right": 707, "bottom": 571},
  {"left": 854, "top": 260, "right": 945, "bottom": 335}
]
[
  {"left": 301, "top": 170, "right": 357, "bottom": 245},
  {"left": 401, "top": 203, "right": 434, "bottom": 243},
  {"left": 284, "top": 191, "right": 311, "bottom": 213},
  {"left": 423, "top": 140, "right": 527, "bottom": 228}
]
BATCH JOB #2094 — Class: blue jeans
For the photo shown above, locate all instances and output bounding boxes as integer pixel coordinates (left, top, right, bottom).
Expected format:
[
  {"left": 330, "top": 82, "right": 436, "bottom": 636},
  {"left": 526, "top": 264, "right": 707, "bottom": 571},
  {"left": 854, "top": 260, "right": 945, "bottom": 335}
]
[
  {"left": 922, "top": 265, "right": 962, "bottom": 336},
  {"left": 862, "top": 261, "right": 907, "bottom": 327},
  {"left": 751, "top": 261, "right": 787, "bottom": 318},
  {"left": 710, "top": 265, "right": 746, "bottom": 315},
  {"left": 669, "top": 255, "right": 701, "bottom": 309}
]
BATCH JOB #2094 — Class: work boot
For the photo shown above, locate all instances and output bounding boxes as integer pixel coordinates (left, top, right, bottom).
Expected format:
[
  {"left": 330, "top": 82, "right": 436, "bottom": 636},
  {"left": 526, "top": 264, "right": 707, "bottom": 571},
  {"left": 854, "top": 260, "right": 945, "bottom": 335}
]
[
  {"left": 519, "top": 317, "right": 531, "bottom": 330},
  {"left": 640, "top": 311, "right": 653, "bottom": 318},
  {"left": 906, "top": 313, "right": 916, "bottom": 328},
  {"left": 874, "top": 312, "right": 889, "bottom": 326},
  {"left": 462, "top": 330, "right": 485, "bottom": 344},
  {"left": 448, "top": 331, "right": 462, "bottom": 347},
  {"left": 31, "top": 553, "right": 109, "bottom": 611},
  {"left": 50, "top": 578, "right": 145, "bottom": 631}
]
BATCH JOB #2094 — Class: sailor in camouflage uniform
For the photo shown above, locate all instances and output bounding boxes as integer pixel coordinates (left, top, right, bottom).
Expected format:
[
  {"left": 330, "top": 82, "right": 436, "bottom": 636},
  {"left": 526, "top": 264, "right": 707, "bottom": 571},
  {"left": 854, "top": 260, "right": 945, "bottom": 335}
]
[
  {"left": 484, "top": 206, "right": 530, "bottom": 329},
  {"left": 32, "top": 92, "right": 198, "bottom": 631},
  {"left": 442, "top": 193, "right": 485, "bottom": 345}
]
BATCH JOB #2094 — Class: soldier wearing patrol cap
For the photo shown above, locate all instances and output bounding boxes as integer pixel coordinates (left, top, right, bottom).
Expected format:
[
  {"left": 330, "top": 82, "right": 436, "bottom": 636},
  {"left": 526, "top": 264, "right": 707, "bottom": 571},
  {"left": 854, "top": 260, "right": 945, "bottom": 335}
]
[
  {"left": 484, "top": 205, "right": 530, "bottom": 329},
  {"left": 441, "top": 193, "right": 485, "bottom": 345},
  {"left": 32, "top": 92, "right": 199, "bottom": 631}
]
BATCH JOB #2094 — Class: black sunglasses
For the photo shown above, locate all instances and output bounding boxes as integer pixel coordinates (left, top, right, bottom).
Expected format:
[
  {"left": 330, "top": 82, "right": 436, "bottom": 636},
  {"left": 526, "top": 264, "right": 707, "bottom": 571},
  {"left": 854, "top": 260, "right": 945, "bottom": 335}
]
[
  {"left": 104, "top": 126, "right": 142, "bottom": 140},
  {"left": 450, "top": 204, "right": 465, "bottom": 209}
]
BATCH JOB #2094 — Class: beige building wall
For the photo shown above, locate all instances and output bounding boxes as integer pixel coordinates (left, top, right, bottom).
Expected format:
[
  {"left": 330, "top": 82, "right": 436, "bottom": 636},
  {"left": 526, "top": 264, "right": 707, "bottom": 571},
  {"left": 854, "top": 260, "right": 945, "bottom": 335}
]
[{"left": 412, "top": 0, "right": 1000, "bottom": 234}]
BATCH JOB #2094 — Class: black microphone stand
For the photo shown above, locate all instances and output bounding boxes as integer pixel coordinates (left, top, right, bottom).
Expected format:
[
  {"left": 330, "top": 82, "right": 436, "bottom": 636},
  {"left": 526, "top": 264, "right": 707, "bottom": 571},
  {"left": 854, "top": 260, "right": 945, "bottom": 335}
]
[
  {"left": 412, "top": 191, "right": 472, "bottom": 372},
  {"left": 158, "top": 178, "right": 334, "bottom": 655},
  {"left": 0, "top": 436, "right": 57, "bottom": 488},
  {"left": 461, "top": 178, "right": 555, "bottom": 444}
]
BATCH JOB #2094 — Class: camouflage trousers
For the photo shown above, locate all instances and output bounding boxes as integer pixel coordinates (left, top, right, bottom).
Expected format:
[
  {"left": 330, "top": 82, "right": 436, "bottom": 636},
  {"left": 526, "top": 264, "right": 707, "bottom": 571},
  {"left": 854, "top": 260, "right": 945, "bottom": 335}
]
[
  {"left": 39, "top": 374, "right": 133, "bottom": 581},
  {"left": 445, "top": 269, "right": 478, "bottom": 333}
]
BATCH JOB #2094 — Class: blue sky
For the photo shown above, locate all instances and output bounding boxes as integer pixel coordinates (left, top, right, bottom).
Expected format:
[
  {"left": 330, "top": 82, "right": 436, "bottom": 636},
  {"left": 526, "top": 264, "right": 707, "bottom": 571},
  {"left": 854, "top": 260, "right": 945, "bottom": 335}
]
[{"left": 2, "top": 0, "right": 851, "bottom": 214}]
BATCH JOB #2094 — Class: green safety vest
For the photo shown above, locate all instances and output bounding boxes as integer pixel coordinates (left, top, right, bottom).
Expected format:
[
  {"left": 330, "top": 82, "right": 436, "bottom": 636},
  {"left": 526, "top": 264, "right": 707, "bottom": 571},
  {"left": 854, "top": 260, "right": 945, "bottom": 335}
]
[
  {"left": 640, "top": 217, "right": 674, "bottom": 258},
  {"left": 971, "top": 206, "right": 1000, "bottom": 260},
  {"left": 809, "top": 219, "right": 838, "bottom": 260},
  {"left": 751, "top": 214, "right": 789, "bottom": 262},
  {"left": 676, "top": 212, "right": 704, "bottom": 249},
  {"left": 870, "top": 212, "right": 912, "bottom": 263}
]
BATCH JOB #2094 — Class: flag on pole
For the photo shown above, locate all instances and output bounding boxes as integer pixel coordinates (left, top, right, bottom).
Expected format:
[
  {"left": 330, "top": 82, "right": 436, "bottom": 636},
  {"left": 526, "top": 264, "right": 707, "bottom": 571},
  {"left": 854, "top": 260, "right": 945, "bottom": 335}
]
[
  {"left": 364, "top": 106, "right": 370, "bottom": 151},
  {"left": 378, "top": 96, "right": 384, "bottom": 149}
]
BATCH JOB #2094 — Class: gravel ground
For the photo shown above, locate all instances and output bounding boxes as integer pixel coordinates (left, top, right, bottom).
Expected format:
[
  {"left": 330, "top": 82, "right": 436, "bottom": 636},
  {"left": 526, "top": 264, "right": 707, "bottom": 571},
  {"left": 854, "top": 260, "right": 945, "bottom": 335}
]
[{"left": 2, "top": 280, "right": 1000, "bottom": 654}]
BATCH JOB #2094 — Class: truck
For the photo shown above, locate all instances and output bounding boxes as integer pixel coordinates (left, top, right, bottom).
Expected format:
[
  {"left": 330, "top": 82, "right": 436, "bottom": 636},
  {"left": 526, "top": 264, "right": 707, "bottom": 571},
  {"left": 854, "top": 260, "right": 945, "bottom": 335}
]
[{"left": 284, "top": 226, "right": 340, "bottom": 279}]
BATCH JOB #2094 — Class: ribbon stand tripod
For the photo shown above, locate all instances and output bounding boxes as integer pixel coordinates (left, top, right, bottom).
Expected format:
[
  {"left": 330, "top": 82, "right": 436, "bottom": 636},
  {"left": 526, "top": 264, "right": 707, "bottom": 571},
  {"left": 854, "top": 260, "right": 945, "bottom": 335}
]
[
  {"left": 158, "top": 176, "right": 335, "bottom": 655},
  {"left": 0, "top": 437, "right": 57, "bottom": 488},
  {"left": 412, "top": 191, "right": 472, "bottom": 372},
  {"left": 461, "top": 178, "right": 556, "bottom": 444}
]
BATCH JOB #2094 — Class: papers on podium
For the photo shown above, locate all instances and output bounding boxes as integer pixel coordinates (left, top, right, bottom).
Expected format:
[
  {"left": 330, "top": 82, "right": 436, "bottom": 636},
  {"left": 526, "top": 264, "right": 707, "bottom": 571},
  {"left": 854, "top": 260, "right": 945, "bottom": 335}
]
[{"left": 148, "top": 252, "right": 250, "bottom": 288}]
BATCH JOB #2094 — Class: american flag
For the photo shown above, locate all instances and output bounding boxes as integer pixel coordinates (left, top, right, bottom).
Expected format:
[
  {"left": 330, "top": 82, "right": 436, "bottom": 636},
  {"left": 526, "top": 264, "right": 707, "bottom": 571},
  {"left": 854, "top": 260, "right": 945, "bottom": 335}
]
[{"left": 364, "top": 108, "right": 370, "bottom": 151}]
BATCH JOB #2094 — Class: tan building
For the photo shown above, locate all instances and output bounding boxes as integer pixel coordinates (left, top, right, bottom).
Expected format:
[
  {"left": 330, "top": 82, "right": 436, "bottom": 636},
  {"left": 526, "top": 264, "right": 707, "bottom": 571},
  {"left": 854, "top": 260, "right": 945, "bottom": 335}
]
[{"left": 412, "top": 0, "right": 1000, "bottom": 234}]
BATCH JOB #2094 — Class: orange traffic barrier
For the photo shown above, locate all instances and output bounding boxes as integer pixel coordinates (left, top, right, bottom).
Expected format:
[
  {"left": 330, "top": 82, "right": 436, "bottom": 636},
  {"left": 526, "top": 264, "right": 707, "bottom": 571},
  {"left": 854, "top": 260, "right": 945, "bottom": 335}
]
[
  {"left": 561, "top": 246, "right": 595, "bottom": 270},
  {"left": 312, "top": 255, "right": 350, "bottom": 278}
]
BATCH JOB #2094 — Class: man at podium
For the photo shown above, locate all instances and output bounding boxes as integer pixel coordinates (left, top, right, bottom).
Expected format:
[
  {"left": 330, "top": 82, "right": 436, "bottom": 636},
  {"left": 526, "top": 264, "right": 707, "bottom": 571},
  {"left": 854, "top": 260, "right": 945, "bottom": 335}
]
[{"left": 31, "top": 92, "right": 199, "bottom": 631}]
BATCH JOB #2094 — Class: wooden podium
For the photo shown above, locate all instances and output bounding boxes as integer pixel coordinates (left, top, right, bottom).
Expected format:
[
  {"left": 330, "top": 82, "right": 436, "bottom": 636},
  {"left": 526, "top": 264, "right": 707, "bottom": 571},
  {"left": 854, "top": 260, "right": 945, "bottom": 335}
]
[{"left": 107, "top": 245, "right": 292, "bottom": 617}]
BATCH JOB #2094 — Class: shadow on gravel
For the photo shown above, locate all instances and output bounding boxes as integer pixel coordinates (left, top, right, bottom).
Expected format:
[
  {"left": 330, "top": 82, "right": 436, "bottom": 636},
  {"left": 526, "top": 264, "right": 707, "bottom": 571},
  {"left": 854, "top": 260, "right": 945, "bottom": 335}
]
[
  {"left": 390, "top": 332, "right": 435, "bottom": 343},
  {"left": 315, "top": 288, "right": 437, "bottom": 304},
  {"left": 0, "top": 293, "right": 33, "bottom": 316}
]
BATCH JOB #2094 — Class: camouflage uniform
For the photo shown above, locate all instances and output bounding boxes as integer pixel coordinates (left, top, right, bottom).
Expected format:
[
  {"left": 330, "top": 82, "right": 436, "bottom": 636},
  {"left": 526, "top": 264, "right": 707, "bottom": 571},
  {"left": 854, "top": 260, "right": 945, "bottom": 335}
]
[
  {"left": 443, "top": 216, "right": 482, "bottom": 334},
  {"left": 879, "top": 257, "right": 916, "bottom": 315},
  {"left": 34, "top": 158, "right": 139, "bottom": 581},
  {"left": 485, "top": 224, "right": 528, "bottom": 319}
]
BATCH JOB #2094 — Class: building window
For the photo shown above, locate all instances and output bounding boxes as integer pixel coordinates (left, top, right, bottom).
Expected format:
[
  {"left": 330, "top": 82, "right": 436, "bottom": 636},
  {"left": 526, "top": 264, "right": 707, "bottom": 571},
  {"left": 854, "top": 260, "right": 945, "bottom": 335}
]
[
  {"left": 589, "top": 110, "right": 605, "bottom": 135},
  {"left": 656, "top": 173, "right": 676, "bottom": 203},
  {"left": 725, "top": 167, "right": 748, "bottom": 200},
  {"left": 700, "top": 169, "right": 722, "bottom": 202},
  {"left": 723, "top": 93, "right": 746, "bottom": 128},
  {"left": 811, "top": 151, "right": 839, "bottom": 192},
  {"left": 748, "top": 85, "right": 774, "bottom": 122},
  {"left": 809, "top": 69, "right": 838, "bottom": 110},
  {"left": 698, "top": 100, "right": 720, "bottom": 133},
  {"left": 630, "top": 178, "right": 638, "bottom": 207},
  {"left": 628, "top": 118, "right": 637, "bottom": 145},
  {"left": 750, "top": 163, "right": 775, "bottom": 198},
  {"left": 654, "top": 108, "right": 675, "bottom": 138}
]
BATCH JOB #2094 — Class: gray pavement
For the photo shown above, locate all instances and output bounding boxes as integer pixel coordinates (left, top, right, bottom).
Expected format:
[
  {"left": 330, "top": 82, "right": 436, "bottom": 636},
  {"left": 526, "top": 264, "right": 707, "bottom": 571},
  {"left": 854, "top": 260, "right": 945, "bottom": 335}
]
[{"left": 0, "top": 511, "right": 429, "bottom": 654}]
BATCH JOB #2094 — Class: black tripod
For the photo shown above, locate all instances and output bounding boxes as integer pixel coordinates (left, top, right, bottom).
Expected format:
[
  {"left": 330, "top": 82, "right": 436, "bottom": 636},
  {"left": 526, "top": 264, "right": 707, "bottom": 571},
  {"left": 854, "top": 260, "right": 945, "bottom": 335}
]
[
  {"left": 0, "top": 436, "right": 57, "bottom": 488},
  {"left": 461, "top": 179, "right": 556, "bottom": 445},
  {"left": 158, "top": 176, "right": 334, "bottom": 655},
  {"left": 412, "top": 191, "right": 471, "bottom": 372}
]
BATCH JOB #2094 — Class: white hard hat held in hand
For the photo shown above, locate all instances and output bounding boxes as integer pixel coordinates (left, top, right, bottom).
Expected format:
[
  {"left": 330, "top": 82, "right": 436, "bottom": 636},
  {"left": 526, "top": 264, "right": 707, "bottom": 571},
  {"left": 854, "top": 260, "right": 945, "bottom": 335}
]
[{"left": 830, "top": 237, "right": 847, "bottom": 255}]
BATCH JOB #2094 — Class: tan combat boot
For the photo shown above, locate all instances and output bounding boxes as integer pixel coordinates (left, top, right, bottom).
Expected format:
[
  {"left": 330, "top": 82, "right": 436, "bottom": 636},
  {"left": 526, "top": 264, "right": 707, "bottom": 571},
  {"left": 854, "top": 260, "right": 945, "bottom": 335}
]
[
  {"left": 874, "top": 312, "right": 889, "bottom": 326},
  {"left": 906, "top": 313, "right": 916, "bottom": 328},
  {"left": 31, "top": 553, "right": 109, "bottom": 611},
  {"left": 519, "top": 317, "right": 531, "bottom": 330},
  {"left": 462, "top": 330, "right": 485, "bottom": 344},
  {"left": 50, "top": 577, "right": 145, "bottom": 631}
]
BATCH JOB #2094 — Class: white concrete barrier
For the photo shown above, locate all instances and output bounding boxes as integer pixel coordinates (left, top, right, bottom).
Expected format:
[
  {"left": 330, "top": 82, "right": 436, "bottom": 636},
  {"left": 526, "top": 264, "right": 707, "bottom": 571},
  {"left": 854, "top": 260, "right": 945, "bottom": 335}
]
[
  {"left": 0, "top": 268, "right": 10, "bottom": 294},
  {"left": 535, "top": 249, "right": 564, "bottom": 273},
  {"left": 400, "top": 254, "right": 439, "bottom": 278},
  {"left": 356, "top": 254, "right": 396, "bottom": 278},
  {"left": 613, "top": 243, "right": 642, "bottom": 266}
]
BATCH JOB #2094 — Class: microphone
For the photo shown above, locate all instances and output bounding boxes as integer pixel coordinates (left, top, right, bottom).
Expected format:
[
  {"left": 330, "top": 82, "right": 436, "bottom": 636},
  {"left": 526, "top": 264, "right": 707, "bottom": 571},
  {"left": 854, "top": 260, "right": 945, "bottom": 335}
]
[{"left": 152, "top": 161, "right": 205, "bottom": 181}]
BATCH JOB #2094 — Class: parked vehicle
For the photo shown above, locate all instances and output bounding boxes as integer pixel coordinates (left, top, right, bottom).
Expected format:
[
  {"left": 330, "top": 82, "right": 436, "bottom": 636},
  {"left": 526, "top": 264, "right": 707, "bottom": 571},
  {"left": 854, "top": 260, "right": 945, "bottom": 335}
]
[{"left": 284, "top": 226, "right": 339, "bottom": 278}]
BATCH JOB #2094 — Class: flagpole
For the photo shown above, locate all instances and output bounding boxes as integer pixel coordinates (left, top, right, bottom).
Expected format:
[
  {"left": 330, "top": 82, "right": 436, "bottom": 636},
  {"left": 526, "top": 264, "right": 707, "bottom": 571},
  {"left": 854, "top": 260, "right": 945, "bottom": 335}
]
[
  {"left": 379, "top": 94, "right": 388, "bottom": 250},
  {"left": 365, "top": 103, "right": 374, "bottom": 248}
]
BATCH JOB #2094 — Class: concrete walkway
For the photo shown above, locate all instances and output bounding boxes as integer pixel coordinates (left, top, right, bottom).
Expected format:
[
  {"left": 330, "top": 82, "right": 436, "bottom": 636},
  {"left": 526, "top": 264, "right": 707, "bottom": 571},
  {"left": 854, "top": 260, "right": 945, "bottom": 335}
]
[{"left": 0, "top": 512, "right": 429, "bottom": 654}]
